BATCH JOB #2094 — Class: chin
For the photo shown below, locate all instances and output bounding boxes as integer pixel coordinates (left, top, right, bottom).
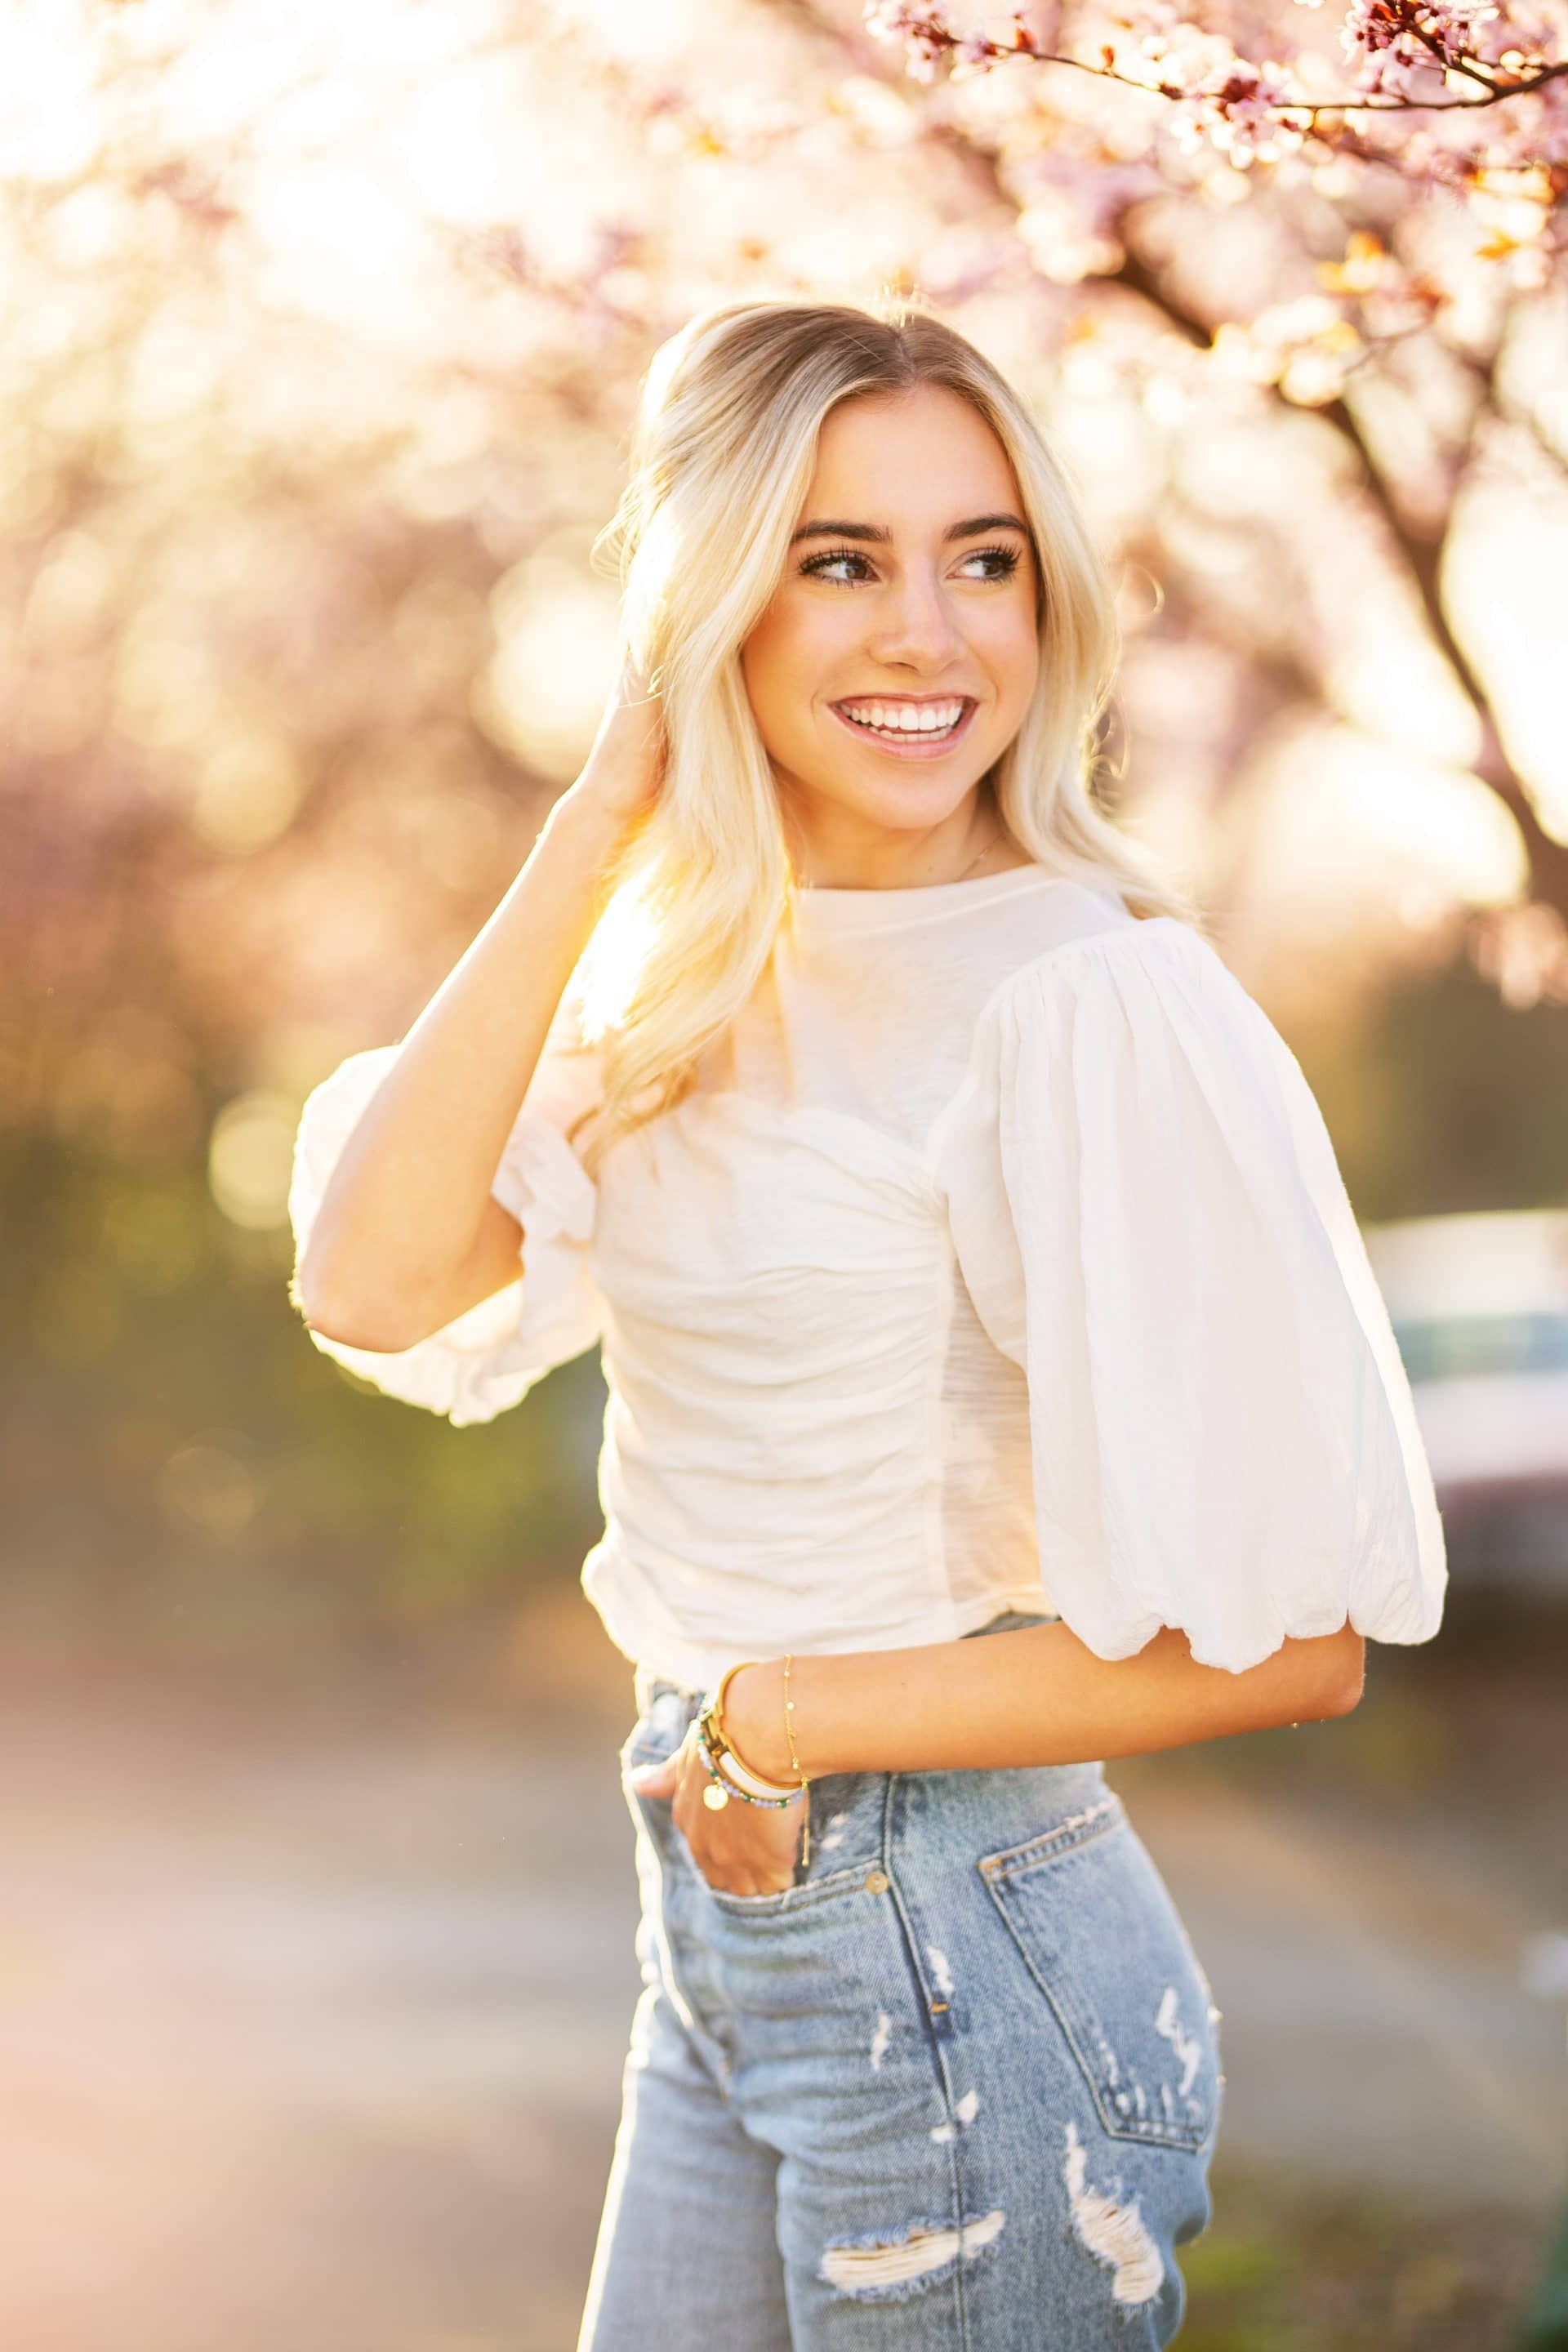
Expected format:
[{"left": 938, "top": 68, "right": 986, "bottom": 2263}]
[
  {"left": 818, "top": 777, "right": 978, "bottom": 831},
  {"left": 845, "top": 761, "right": 994, "bottom": 819}
]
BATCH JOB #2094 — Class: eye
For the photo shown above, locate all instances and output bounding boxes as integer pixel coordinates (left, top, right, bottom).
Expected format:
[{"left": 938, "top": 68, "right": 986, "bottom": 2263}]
[
  {"left": 798, "top": 543, "right": 1024, "bottom": 587},
  {"left": 960, "top": 544, "right": 1022, "bottom": 581},
  {"left": 798, "top": 546, "right": 875, "bottom": 586}
]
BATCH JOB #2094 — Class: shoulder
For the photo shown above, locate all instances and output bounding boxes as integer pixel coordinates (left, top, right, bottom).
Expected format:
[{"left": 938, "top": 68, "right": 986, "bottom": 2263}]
[
  {"left": 956, "top": 904, "right": 1319, "bottom": 1186},
  {"left": 928, "top": 902, "right": 1260, "bottom": 1166},
  {"left": 926, "top": 898, "right": 1172, "bottom": 1173},
  {"left": 969, "top": 893, "right": 1219, "bottom": 1039}
]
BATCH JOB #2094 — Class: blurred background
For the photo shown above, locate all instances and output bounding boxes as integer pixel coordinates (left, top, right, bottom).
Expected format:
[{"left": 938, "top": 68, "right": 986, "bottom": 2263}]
[{"left": 4, "top": 1, "right": 1567, "bottom": 2346}]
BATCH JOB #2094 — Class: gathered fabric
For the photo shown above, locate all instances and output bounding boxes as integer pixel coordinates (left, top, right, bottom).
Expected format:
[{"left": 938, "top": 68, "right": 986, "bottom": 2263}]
[{"left": 288, "top": 865, "right": 1446, "bottom": 1687}]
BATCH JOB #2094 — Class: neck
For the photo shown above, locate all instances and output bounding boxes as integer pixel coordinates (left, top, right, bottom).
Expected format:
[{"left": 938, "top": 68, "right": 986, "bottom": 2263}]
[{"left": 785, "top": 785, "right": 1006, "bottom": 890}]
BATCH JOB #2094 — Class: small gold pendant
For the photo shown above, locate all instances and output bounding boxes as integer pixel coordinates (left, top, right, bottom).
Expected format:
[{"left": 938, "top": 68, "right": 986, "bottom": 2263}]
[{"left": 702, "top": 1783, "right": 730, "bottom": 1811}]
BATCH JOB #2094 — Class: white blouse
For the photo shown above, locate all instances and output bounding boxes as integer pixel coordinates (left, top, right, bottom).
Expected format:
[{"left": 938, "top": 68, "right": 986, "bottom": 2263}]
[{"left": 287, "top": 865, "right": 1447, "bottom": 1688}]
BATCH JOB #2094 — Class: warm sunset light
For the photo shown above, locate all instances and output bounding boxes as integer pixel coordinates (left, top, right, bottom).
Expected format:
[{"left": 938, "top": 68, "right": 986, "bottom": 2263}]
[{"left": 7, "top": 0, "right": 1567, "bottom": 2345}]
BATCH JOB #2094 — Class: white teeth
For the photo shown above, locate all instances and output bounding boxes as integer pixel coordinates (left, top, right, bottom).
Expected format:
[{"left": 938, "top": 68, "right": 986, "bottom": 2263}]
[{"left": 839, "top": 699, "right": 966, "bottom": 737}]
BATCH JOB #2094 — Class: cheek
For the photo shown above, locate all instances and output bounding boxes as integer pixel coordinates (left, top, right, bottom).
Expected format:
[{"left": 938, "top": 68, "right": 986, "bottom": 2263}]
[
  {"left": 740, "top": 612, "right": 786, "bottom": 719},
  {"left": 742, "top": 606, "right": 833, "bottom": 736},
  {"left": 986, "top": 611, "right": 1041, "bottom": 715}
]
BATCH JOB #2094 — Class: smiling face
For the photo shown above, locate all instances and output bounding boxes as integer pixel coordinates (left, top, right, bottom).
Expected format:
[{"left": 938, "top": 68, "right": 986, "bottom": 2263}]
[{"left": 740, "top": 382, "right": 1041, "bottom": 884}]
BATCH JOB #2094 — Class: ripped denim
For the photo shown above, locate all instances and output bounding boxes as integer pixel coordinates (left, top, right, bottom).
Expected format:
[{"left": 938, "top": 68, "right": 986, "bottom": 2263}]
[{"left": 577, "top": 1611, "right": 1224, "bottom": 2350}]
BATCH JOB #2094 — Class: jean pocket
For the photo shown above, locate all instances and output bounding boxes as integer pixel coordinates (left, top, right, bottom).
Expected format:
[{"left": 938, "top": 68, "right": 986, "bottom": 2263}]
[
  {"left": 977, "top": 1793, "right": 1222, "bottom": 2154},
  {"left": 703, "top": 1855, "right": 876, "bottom": 1918},
  {"left": 619, "top": 1690, "right": 692, "bottom": 1777},
  {"left": 701, "top": 1774, "right": 891, "bottom": 1917}
]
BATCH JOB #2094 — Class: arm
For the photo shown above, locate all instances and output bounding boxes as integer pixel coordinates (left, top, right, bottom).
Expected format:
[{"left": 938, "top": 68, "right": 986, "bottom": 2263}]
[
  {"left": 294, "top": 663, "right": 661, "bottom": 1353},
  {"left": 721, "top": 1619, "right": 1365, "bottom": 1787}
]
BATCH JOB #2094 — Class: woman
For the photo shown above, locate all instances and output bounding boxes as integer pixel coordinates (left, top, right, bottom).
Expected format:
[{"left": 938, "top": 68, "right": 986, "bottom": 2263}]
[{"left": 288, "top": 298, "right": 1447, "bottom": 2349}]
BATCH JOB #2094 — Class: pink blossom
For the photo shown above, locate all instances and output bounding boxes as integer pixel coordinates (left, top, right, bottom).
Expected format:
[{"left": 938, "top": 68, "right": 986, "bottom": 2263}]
[{"left": 863, "top": 2, "right": 954, "bottom": 82}]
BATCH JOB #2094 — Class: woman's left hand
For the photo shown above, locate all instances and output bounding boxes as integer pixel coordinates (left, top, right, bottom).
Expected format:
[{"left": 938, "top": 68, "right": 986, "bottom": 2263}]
[{"left": 629, "top": 1726, "right": 807, "bottom": 1896}]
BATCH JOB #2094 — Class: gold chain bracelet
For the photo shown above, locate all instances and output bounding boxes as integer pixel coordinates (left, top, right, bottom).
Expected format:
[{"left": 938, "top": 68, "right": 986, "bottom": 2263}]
[
  {"left": 782, "top": 1652, "right": 810, "bottom": 1867},
  {"left": 693, "top": 1656, "right": 813, "bottom": 1870}
]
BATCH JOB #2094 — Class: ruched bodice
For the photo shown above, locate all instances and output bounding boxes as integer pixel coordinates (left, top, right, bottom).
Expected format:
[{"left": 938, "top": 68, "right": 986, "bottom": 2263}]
[{"left": 289, "top": 866, "right": 1446, "bottom": 1685}]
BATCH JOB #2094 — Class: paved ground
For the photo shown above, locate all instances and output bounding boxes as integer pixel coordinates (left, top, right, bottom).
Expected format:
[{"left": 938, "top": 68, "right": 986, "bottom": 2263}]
[{"left": 0, "top": 1631, "right": 1561, "bottom": 2352}]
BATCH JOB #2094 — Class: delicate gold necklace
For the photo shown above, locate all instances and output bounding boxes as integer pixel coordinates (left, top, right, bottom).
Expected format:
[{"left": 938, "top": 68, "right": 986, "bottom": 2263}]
[{"left": 952, "top": 820, "right": 1003, "bottom": 882}]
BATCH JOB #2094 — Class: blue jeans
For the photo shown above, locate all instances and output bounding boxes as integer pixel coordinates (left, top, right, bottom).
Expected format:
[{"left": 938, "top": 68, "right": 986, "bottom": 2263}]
[{"left": 577, "top": 1611, "right": 1224, "bottom": 2349}]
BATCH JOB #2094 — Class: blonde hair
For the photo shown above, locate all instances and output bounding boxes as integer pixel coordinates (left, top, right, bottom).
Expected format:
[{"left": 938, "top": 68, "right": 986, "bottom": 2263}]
[{"left": 570, "top": 294, "right": 1200, "bottom": 1174}]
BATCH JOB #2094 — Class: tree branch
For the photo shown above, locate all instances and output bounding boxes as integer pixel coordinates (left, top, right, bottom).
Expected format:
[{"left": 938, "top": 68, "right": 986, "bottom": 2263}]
[
  {"left": 860, "top": 9, "right": 1568, "bottom": 117},
  {"left": 773, "top": 0, "right": 1568, "bottom": 911}
]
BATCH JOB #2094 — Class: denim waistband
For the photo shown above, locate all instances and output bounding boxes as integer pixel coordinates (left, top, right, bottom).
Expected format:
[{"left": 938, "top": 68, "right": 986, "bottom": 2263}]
[{"left": 630, "top": 1607, "right": 1060, "bottom": 1717}]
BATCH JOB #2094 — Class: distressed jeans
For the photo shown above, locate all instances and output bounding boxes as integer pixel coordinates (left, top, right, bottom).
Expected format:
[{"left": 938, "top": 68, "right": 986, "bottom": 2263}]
[{"left": 577, "top": 1611, "right": 1224, "bottom": 2350}]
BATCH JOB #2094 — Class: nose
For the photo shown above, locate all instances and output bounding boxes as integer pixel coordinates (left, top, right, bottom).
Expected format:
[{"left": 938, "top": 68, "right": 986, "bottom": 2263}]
[{"left": 864, "top": 564, "right": 965, "bottom": 675}]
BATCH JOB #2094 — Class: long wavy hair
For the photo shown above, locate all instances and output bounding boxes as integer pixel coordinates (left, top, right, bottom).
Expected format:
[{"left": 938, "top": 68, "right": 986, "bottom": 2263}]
[{"left": 568, "top": 295, "right": 1200, "bottom": 1174}]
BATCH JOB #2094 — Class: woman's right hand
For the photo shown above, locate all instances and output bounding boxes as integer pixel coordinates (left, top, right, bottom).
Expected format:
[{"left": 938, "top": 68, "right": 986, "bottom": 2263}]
[{"left": 563, "top": 649, "right": 668, "bottom": 835}]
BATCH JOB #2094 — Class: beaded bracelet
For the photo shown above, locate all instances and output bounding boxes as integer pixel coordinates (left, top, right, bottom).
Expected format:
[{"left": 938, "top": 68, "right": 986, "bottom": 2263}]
[
  {"left": 695, "top": 1722, "right": 799, "bottom": 1811},
  {"left": 707, "top": 1729, "right": 798, "bottom": 1803},
  {"left": 695, "top": 1659, "right": 802, "bottom": 1811},
  {"left": 693, "top": 1659, "right": 814, "bottom": 1869},
  {"left": 697, "top": 1688, "right": 796, "bottom": 1798}
]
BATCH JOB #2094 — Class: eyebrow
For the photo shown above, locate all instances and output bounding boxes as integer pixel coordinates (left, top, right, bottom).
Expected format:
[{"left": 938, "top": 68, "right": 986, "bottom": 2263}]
[{"left": 788, "top": 511, "right": 1030, "bottom": 546}]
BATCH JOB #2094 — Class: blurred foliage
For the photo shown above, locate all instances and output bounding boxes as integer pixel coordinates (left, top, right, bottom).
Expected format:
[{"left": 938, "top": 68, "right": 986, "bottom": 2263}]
[
  {"left": 1298, "top": 954, "right": 1568, "bottom": 1223},
  {"left": 1517, "top": 2197, "right": 1568, "bottom": 2352},
  {"left": 1, "top": 1125, "right": 606, "bottom": 1667},
  {"left": 1182, "top": 2153, "right": 1548, "bottom": 2352}
]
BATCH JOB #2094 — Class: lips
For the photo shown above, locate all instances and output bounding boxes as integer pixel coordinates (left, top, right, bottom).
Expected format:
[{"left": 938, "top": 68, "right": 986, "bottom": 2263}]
[{"left": 829, "top": 697, "right": 978, "bottom": 754}]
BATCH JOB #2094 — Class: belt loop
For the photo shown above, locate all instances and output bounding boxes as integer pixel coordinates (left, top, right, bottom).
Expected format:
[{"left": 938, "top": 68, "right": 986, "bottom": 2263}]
[{"left": 632, "top": 1662, "right": 710, "bottom": 1717}]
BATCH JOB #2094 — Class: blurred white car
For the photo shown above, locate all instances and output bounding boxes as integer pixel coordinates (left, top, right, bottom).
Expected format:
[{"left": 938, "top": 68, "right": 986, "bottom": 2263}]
[{"left": 1361, "top": 1208, "right": 1568, "bottom": 1593}]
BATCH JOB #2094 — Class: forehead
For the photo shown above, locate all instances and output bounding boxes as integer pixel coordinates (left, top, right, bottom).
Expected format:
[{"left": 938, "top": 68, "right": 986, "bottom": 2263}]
[{"left": 802, "top": 385, "right": 1022, "bottom": 528}]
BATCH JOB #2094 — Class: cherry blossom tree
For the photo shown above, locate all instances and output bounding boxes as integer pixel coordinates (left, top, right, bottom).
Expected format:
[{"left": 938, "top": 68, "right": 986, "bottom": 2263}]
[
  {"left": 755, "top": 0, "right": 1568, "bottom": 1011},
  {"left": 6, "top": 0, "right": 1567, "bottom": 1185},
  {"left": 3, "top": 0, "right": 1567, "bottom": 1663}
]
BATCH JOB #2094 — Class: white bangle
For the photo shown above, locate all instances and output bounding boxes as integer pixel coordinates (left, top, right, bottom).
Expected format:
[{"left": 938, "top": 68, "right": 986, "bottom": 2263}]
[
  {"left": 697, "top": 1659, "right": 802, "bottom": 1802},
  {"left": 712, "top": 1743, "right": 802, "bottom": 1802}
]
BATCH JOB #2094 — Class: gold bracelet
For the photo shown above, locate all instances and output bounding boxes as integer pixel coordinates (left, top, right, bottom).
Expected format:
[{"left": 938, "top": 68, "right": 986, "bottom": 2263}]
[
  {"left": 782, "top": 1653, "right": 810, "bottom": 1867},
  {"left": 710, "top": 1655, "right": 817, "bottom": 1872},
  {"left": 707, "top": 1661, "right": 800, "bottom": 1800}
]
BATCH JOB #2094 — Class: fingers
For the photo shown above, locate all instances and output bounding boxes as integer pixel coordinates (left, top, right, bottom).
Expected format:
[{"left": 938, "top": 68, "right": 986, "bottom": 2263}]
[
  {"left": 629, "top": 1728, "right": 802, "bottom": 1894},
  {"left": 685, "top": 1807, "right": 804, "bottom": 1897}
]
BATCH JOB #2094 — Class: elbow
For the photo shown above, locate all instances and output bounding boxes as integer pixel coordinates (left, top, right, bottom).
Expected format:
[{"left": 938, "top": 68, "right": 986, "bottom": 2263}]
[
  {"left": 1317, "top": 1628, "right": 1366, "bottom": 1718},
  {"left": 292, "top": 1247, "right": 427, "bottom": 1356},
  {"left": 1243, "top": 1626, "right": 1365, "bottom": 1726},
  {"left": 291, "top": 1243, "right": 332, "bottom": 1335},
  {"left": 290, "top": 1245, "right": 332, "bottom": 1336},
  {"left": 292, "top": 1243, "right": 367, "bottom": 1345}
]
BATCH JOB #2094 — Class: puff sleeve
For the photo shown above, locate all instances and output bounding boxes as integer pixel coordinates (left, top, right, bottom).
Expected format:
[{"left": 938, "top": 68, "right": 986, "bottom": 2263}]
[
  {"left": 933, "top": 916, "right": 1446, "bottom": 1673},
  {"left": 287, "top": 999, "right": 605, "bottom": 1427}
]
